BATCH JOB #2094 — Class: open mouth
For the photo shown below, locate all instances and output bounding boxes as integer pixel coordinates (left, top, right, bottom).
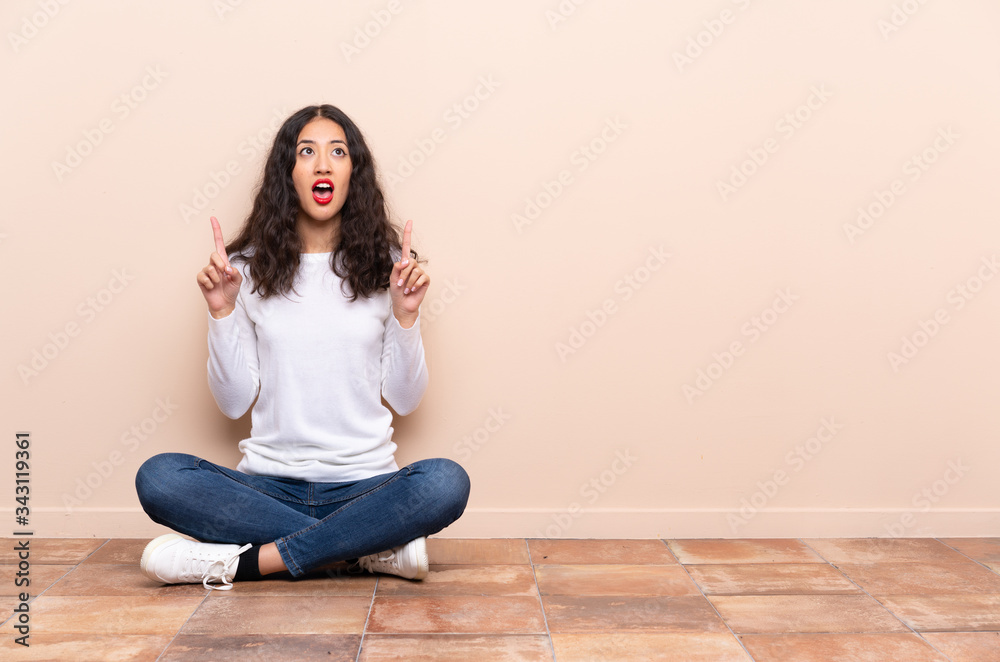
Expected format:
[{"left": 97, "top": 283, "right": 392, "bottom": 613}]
[{"left": 312, "top": 179, "right": 334, "bottom": 205}]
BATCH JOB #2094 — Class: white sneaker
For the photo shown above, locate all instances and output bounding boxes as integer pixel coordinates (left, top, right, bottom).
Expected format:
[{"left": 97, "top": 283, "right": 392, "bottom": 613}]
[
  {"left": 140, "top": 533, "right": 252, "bottom": 591},
  {"left": 357, "top": 536, "right": 428, "bottom": 580}
]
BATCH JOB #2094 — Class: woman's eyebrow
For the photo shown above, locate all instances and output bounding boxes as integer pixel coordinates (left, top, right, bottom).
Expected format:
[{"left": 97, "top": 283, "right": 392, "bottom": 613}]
[{"left": 296, "top": 139, "right": 348, "bottom": 146}]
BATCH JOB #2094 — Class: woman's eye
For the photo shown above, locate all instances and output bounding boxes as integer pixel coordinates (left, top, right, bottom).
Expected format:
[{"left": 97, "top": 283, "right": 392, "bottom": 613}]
[
  {"left": 300, "top": 147, "right": 313, "bottom": 156},
  {"left": 334, "top": 148, "right": 346, "bottom": 156}
]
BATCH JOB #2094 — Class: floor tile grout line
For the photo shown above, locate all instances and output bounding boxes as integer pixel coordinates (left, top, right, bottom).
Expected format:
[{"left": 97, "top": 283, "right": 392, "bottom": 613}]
[
  {"left": 795, "top": 537, "right": 957, "bottom": 662},
  {"left": 659, "top": 538, "right": 760, "bottom": 662},
  {"left": 934, "top": 537, "right": 1000, "bottom": 577},
  {"left": 153, "top": 586, "right": 215, "bottom": 662},
  {"left": 83, "top": 537, "right": 113, "bottom": 561},
  {"left": 356, "top": 574, "right": 379, "bottom": 662},
  {"left": 524, "top": 538, "right": 558, "bottom": 662},
  {"left": 0, "top": 537, "right": 112, "bottom": 629}
]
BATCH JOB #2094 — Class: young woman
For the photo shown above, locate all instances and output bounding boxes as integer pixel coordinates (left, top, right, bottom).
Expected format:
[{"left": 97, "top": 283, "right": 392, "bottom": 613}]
[{"left": 134, "top": 104, "right": 470, "bottom": 590}]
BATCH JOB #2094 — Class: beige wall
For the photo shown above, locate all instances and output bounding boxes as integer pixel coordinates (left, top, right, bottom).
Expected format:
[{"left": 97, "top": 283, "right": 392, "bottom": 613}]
[{"left": 3, "top": 0, "right": 998, "bottom": 539}]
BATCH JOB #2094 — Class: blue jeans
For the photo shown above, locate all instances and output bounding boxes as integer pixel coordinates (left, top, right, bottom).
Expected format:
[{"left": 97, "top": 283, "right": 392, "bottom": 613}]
[{"left": 134, "top": 453, "right": 471, "bottom": 577}]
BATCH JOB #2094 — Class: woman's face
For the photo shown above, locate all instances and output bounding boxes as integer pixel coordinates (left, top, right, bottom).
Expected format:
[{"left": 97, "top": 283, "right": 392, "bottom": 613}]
[{"left": 292, "top": 117, "right": 352, "bottom": 223}]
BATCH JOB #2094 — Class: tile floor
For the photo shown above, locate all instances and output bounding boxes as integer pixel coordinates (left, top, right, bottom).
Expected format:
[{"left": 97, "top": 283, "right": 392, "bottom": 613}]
[{"left": 1, "top": 537, "right": 998, "bottom": 661}]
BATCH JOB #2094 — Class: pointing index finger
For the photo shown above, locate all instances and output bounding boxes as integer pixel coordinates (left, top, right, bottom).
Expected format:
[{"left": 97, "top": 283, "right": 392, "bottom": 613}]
[
  {"left": 210, "top": 216, "right": 230, "bottom": 268},
  {"left": 401, "top": 220, "right": 412, "bottom": 263}
]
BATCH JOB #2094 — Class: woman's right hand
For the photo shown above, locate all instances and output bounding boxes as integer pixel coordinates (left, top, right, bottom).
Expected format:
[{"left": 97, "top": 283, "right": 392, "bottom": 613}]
[{"left": 197, "top": 216, "right": 243, "bottom": 319}]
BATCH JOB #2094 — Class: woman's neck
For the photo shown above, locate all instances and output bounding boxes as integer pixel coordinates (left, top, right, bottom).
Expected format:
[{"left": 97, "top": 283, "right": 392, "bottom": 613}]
[{"left": 297, "top": 212, "right": 340, "bottom": 253}]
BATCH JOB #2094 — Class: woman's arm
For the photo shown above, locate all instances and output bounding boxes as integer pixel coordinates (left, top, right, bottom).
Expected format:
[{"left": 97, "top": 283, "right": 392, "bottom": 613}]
[
  {"left": 197, "top": 217, "right": 260, "bottom": 419},
  {"left": 381, "top": 222, "right": 429, "bottom": 415},
  {"left": 206, "top": 284, "right": 261, "bottom": 419},
  {"left": 380, "top": 304, "right": 428, "bottom": 416}
]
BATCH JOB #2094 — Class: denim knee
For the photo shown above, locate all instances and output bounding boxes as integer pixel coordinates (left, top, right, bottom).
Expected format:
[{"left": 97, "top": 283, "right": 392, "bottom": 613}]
[
  {"left": 420, "top": 457, "right": 471, "bottom": 517},
  {"left": 134, "top": 452, "right": 194, "bottom": 508}
]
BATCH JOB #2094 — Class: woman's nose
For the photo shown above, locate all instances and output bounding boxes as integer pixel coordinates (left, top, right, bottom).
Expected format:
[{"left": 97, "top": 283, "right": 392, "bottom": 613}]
[{"left": 315, "top": 153, "right": 332, "bottom": 173}]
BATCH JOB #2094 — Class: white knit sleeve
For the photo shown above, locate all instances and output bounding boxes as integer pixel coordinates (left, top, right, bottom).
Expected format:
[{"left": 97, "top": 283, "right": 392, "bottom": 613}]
[
  {"left": 206, "top": 265, "right": 260, "bottom": 419},
  {"left": 380, "top": 300, "right": 429, "bottom": 416}
]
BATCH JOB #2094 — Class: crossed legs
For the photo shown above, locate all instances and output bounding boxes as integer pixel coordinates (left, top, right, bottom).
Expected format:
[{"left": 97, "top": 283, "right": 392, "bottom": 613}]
[{"left": 135, "top": 452, "right": 471, "bottom": 579}]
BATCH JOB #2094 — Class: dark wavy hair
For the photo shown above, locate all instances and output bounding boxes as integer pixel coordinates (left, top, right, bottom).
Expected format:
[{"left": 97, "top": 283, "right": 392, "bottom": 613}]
[{"left": 225, "top": 104, "right": 420, "bottom": 301}]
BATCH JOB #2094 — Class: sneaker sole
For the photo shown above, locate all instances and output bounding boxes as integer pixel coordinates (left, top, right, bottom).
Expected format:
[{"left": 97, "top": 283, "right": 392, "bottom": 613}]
[{"left": 140, "top": 533, "right": 182, "bottom": 579}]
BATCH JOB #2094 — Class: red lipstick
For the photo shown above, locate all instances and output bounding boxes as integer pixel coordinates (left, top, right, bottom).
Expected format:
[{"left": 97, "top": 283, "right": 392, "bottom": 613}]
[{"left": 312, "top": 178, "right": 334, "bottom": 205}]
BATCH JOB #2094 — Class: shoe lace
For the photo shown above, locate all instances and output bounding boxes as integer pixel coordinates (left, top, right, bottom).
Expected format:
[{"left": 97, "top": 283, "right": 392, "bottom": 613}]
[
  {"left": 192, "top": 543, "right": 252, "bottom": 591},
  {"left": 358, "top": 549, "right": 398, "bottom": 574}
]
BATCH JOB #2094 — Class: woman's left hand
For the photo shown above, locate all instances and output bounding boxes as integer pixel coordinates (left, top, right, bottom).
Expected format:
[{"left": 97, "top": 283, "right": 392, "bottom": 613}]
[{"left": 390, "top": 220, "right": 429, "bottom": 324}]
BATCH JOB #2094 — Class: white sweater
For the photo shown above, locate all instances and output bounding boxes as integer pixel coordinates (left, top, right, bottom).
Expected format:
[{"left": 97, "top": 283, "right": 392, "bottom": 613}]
[{"left": 206, "top": 250, "right": 428, "bottom": 482}]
